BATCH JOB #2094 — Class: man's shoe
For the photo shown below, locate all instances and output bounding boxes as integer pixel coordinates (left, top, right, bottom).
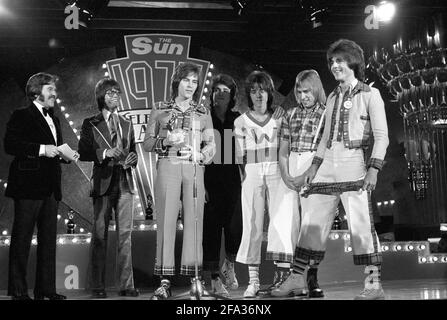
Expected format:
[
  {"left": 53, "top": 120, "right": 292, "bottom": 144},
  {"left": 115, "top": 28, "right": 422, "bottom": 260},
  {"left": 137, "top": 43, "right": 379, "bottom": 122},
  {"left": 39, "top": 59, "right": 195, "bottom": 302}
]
[
  {"left": 34, "top": 293, "right": 67, "bottom": 300},
  {"left": 211, "top": 277, "right": 229, "bottom": 298},
  {"left": 307, "top": 268, "right": 324, "bottom": 298},
  {"left": 243, "top": 281, "right": 260, "bottom": 298},
  {"left": 151, "top": 279, "right": 171, "bottom": 300},
  {"left": 354, "top": 286, "right": 385, "bottom": 300},
  {"left": 91, "top": 290, "right": 108, "bottom": 299},
  {"left": 11, "top": 294, "right": 32, "bottom": 301},
  {"left": 221, "top": 259, "right": 238, "bottom": 290},
  {"left": 257, "top": 269, "right": 290, "bottom": 297},
  {"left": 118, "top": 288, "right": 140, "bottom": 297},
  {"left": 271, "top": 273, "right": 307, "bottom": 297}
]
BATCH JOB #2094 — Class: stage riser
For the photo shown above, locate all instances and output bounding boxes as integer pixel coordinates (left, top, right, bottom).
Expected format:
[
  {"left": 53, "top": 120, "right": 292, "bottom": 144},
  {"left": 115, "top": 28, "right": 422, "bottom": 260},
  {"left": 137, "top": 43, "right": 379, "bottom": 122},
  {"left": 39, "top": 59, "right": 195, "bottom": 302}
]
[{"left": 1, "top": 231, "right": 446, "bottom": 291}]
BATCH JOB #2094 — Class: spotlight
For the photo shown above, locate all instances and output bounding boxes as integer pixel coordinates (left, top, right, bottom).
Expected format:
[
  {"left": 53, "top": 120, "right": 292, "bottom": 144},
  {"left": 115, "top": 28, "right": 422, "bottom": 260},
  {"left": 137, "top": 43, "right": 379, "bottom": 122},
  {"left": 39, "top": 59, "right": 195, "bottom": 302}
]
[
  {"left": 376, "top": 1, "right": 395, "bottom": 22},
  {"left": 299, "top": 0, "right": 329, "bottom": 29},
  {"left": 231, "top": 0, "right": 250, "bottom": 16}
]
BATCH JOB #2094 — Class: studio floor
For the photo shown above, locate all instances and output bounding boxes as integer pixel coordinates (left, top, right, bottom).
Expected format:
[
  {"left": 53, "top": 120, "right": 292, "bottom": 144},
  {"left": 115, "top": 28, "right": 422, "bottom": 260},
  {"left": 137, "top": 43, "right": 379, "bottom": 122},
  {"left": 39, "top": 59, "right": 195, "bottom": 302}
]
[{"left": 1, "top": 279, "right": 446, "bottom": 300}]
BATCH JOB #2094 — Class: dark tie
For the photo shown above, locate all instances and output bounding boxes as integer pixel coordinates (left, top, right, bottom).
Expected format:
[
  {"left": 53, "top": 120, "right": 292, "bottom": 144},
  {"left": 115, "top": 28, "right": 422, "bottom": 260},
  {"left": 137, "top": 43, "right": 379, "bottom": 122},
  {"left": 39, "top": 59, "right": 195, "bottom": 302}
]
[
  {"left": 43, "top": 108, "right": 50, "bottom": 117},
  {"left": 109, "top": 114, "right": 123, "bottom": 149}
]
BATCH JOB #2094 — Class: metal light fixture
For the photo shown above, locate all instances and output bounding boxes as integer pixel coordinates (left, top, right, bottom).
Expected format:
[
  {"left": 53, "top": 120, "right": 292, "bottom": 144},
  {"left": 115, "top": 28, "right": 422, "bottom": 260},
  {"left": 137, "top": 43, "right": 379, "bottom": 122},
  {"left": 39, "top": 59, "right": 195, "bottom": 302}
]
[{"left": 299, "top": 0, "right": 328, "bottom": 29}]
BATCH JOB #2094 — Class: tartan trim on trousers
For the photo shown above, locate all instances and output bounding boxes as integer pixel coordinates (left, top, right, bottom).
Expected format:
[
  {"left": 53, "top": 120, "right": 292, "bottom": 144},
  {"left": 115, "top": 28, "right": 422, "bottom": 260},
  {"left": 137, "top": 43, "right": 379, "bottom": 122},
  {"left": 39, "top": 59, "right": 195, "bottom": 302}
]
[
  {"left": 266, "top": 251, "right": 294, "bottom": 263},
  {"left": 302, "top": 180, "right": 364, "bottom": 197},
  {"left": 154, "top": 265, "right": 175, "bottom": 276},
  {"left": 202, "top": 261, "right": 220, "bottom": 273},
  {"left": 180, "top": 265, "right": 203, "bottom": 276},
  {"left": 294, "top": 247, "right": 326, "bottom": 264},
  {"left": 353, "top": 252, "right": 382, "bottom": 265}
]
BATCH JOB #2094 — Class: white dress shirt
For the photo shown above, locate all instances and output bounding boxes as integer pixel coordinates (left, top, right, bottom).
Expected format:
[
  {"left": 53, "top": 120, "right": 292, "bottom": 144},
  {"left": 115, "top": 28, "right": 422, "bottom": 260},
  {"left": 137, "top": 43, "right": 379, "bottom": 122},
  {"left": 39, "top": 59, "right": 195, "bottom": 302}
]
[{"left": 34, "top": 101, "right": 58, "bottom": 156}]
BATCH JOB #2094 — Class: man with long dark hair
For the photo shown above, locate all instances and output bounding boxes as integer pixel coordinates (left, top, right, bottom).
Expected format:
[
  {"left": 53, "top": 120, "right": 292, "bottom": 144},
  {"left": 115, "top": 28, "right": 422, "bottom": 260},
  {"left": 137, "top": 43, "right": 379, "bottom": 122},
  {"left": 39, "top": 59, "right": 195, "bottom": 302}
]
[
  {"left": 234, "top": 70, "right": 283, "bottom": 298},
  {"left": 275, "top": 39, "right": 389, "bottom": 300},
  {"left": 78, "top": 78, "right": 139, "bottom": 299},
  {"left": 202, "top": 74, "right": 242, "bottom": 297},
  {"left": 144, "top": 62, "right": 215, "bottom": 299}
]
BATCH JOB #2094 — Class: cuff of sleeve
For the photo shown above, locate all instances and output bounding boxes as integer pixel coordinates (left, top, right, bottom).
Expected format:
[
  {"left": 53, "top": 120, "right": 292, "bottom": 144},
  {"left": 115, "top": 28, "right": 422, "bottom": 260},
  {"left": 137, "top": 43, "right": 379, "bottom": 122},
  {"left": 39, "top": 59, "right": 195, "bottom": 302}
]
[
  {"left": 39, "top": 145, "right": 45, "bottom": 157},
  {"left": 154, "top": 138, "right": 167, "bottom": 154},
  {"left": 103, "top": 149, "right": 108, "bottom": 160},
  {"left": 312, "top": 156, "right": 323, "bottom": 167},
  {"left": 367, "top": 158, "right": 385, "bottom": 171}
]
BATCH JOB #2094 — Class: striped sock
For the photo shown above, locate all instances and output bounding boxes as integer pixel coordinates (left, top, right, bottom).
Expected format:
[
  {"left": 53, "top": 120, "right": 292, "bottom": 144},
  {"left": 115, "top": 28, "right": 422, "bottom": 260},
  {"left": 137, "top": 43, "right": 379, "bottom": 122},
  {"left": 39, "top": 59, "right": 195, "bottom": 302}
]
[
  {"left": 248, "top": 265, "right": 260, "bottom": 284},
  {"left": 292, "top": 257, "right": 307, "bottom": 275}
]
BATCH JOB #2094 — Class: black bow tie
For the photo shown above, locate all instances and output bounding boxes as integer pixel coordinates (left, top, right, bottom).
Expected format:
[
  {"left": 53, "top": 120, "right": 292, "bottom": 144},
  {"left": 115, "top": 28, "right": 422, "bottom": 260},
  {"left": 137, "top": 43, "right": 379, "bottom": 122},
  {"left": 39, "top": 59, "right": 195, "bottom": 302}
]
[{"left": 42, "top": 108, "right": 52, "bottom": 117}]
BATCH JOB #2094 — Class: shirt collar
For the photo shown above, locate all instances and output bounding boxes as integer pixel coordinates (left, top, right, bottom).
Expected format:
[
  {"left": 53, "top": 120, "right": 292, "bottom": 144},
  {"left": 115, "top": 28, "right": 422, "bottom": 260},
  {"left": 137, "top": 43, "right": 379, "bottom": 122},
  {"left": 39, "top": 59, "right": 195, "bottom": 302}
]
[
  {"left": 334, "top": 78, "right": 366, "bottom": 96},
  {"left": 339, "top": 79, "right": 358, "bottom": 94},
  {"left": 102, "top": 108, "right": 118, "bottom": 122},
  {"left": 298, "top": 101, "right": 321, "bottom": 112},
  {"left": 33, "top": 100, "right": 50, "bottom": 117}
]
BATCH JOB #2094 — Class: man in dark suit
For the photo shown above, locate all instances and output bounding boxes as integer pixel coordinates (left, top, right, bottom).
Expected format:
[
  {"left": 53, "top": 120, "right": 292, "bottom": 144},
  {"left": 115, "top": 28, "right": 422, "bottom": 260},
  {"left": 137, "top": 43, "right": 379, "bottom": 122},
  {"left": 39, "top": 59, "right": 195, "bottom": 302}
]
[
  {"left": 78, "top": 78, "right": 139, "bottom": 298},
  {"left": 4, "top": 72, "right": 68, "bottom": 300}
]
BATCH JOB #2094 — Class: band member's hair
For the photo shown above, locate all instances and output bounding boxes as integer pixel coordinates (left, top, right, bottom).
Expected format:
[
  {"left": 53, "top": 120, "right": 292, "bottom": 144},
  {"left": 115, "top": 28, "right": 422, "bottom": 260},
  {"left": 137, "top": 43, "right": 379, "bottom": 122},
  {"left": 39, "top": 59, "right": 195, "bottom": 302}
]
[
  {"left": 95, "top": 78, "right": 121, "bottom": 111},
  {"left": 294, "top": 69, "right": 327, "bottom": 106},
  {"left": 327, "top": 39, "right": 365, "bottom": 81},
  {"left": 245, "top": 70, "right": 275, "bottom": 114},
  {"left": 25, "top": 72, "right": 59, "bottom": 100},
  {"left": 171, "top": 62, "right": 201, "bottom": 102},
  {"left": 210, "top": 73, "right": 238, "bottom": 111}
]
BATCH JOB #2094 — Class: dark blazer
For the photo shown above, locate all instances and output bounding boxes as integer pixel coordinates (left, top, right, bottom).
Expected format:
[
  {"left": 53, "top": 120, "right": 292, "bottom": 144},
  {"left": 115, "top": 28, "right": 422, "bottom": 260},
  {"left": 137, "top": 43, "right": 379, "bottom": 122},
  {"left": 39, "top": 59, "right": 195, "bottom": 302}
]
[
  {"left": 78, "top": 112, "right": 137, "bottom": 198},
  {"left": 4, "top": 102, "right": 64, "bottom": 200}
]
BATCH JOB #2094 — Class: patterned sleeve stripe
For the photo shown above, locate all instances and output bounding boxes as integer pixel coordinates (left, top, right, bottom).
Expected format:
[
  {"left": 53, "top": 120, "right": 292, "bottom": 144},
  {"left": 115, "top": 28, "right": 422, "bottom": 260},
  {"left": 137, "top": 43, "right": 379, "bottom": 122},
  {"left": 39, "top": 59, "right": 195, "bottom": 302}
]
[{"left": 367, "top": 158, "right": 385, "bottom": 171}]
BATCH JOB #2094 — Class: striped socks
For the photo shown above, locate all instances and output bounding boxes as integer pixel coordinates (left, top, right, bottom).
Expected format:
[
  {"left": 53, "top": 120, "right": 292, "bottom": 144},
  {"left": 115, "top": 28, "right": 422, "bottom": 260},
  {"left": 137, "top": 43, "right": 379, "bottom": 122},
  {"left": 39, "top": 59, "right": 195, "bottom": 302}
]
[
  {"left": 292, "top": 257, "right": 308, "bottom": 275},
  {"left": 248, "top": 265, "right": 260, "bottom": 284}
]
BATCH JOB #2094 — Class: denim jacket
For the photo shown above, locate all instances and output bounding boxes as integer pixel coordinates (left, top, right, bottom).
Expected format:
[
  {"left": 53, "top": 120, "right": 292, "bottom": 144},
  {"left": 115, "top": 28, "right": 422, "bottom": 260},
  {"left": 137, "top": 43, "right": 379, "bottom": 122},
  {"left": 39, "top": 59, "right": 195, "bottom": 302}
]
[{"left": 312, "top": 81, "right": 389, "bottom": 170}]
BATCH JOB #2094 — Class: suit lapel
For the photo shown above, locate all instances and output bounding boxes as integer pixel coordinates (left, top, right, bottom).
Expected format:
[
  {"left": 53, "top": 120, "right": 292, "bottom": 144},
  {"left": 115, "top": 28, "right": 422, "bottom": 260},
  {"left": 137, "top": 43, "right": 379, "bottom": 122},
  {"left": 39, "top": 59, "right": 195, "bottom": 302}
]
[
  {"left": 28, "top": 103, "right": 56, "bottom": 144},
  {"left": 118, "top": 115, "right": 131, "bottom": 149},
  {"left": 90, "top": 113, "right": 113, "bottom": 148}
]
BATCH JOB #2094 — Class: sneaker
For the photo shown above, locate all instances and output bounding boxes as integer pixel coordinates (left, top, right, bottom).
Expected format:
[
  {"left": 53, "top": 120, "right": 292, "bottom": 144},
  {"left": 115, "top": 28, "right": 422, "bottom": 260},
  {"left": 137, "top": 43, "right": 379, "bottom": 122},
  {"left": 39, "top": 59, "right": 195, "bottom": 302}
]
[
  {"left": 211, "top": 277, "right": 230, "bottom": 298},
  {"left": 271, "top": 273, "right": 307, "bottom": 297},
  {"left": 151, "top": 279, "right": 171, "bottom": 300},
  {"left": 307, "top": 268, "right": 324, "bottom": 298},
  {"left": 257, "top": 269, "right": 290, "bottom": 297},
  {"left": 221, "top": 259, "right": 239, "bottom": 290},
  {"left": 354, "top": 286, "right": 385, "bottom": 300},
  {"left": 243, "top": 282, "right": 260, "bottom": 298}
]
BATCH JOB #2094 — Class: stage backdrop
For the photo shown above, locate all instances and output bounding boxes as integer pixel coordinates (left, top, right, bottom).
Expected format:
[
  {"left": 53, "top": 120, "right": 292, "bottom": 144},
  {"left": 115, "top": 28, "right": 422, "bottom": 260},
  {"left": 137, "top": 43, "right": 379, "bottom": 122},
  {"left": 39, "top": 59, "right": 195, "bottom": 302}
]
[{"left": 106, "top": 34, "right": 210, "bottom": 218}]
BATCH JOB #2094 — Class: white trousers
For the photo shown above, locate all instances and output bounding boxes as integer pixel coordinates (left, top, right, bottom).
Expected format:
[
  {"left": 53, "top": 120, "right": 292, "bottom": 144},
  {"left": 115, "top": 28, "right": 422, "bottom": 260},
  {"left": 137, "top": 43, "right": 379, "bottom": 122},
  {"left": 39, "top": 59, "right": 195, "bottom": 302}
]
[
  {"left": 295, "top": 142, "right": 382, "bottom": 265},
  {"left": 236, "top": 162, "right": 281, "bottom": 265},
  {"left": 266, "top": 151, "right": 314, "bottom": 262}
]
